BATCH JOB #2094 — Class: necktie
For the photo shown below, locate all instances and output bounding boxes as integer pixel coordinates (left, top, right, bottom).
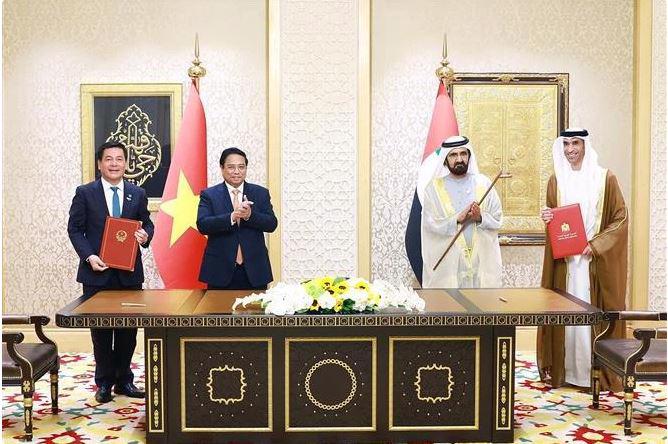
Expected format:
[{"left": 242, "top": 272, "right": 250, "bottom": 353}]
[
  {"left": 111, "top": 186, "right": 121, "bottom": 217},
  {"left": 232, "top": 189, "right": 244, "bottom": 264}
]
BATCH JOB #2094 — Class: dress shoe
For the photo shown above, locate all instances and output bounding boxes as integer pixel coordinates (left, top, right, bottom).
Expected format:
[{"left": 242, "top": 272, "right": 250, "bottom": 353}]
[
  {"left": 114, "top": 383, "right": 145, "bottom": 398},
  {"left": 95, "top": 386, "right": 113, "bottom": 403}
]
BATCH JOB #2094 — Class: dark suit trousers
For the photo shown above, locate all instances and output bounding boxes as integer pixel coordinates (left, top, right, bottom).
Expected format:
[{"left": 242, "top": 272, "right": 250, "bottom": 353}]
[
  {"left": 207, "top": 264, "right": 268, "bottom": 291},
  {"left": 83, "top": 271, "right": 141, "bottom": 388}
]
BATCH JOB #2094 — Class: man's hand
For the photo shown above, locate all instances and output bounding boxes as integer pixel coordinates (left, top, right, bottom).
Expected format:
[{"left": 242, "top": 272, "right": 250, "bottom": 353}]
[
  {"left": 238, "top": 196, "right": 254, "bottom": 221},
  {"left": 468, "top": 202, "right": 482, "bottom": 223},
  {"left": 540, "top": 207, "right": 554, "bottom": 224},
  {"left": 134, "top": 228, "right": 149, "bottom": 245},
  {"left": 582, "top": 244, "right": 593, "bottom": 257},
  {"left": 87, "top": 255, "right": 108, "bottom": 272},
  {"left": 457, "top": 203, "right": 472, "bottom": 224}
]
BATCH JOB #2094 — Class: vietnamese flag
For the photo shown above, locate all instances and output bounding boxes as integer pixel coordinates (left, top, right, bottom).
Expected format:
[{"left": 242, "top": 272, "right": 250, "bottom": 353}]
[
  {"left": 404, "top": 81, "right": 459, "bottom": 285},
  {"left": 153, "top": 81, "right": 207, "bottom": 288}
]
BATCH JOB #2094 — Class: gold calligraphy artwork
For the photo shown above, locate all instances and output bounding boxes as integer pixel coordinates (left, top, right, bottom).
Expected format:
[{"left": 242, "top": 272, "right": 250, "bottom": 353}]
[
  {"left": 107, "top": 104, "right": 162, "bottom": 187},
  {"left": 80, "top": 83, "right": 182, "bottom": 212},
  {"left": 449, "top": 73, "right": 568, "bottom": 243}
]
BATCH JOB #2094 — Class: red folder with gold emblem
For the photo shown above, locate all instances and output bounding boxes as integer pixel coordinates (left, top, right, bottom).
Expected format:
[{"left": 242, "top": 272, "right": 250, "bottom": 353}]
[
  {"left": 99, "top": 217, "right": 140, "bottom": 271},
  {"left": 547, "top": 204, "right": 588, "bottom": 259}
]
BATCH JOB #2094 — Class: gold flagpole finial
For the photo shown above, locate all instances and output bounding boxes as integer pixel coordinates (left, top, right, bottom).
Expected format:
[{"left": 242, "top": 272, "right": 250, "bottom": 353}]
[
  {"left": 435, "top": 32, "right": 455, "bottom": 85},
  {"left": 442, "top": 32, "right": 447, "bottom": 59},
  {"left": 188, "top": 33, "right": 207, "bottom": 90}
]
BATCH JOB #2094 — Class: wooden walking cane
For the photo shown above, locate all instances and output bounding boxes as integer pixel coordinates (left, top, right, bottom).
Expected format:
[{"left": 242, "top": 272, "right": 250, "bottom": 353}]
[{"left": 432, "top": 170, "right": 512, "bottom": 271}]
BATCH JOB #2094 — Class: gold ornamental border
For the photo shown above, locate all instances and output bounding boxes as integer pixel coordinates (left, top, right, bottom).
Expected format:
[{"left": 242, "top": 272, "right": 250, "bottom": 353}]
[
  {"left": 495, "top": 336, "right": 513, "bottom": 431},
  {"left": 415, "top": 364, "right": 455, "bottom": 403},
  {"left": 207, "top": 365, "right": 247, "bottom": 405},
  {"left": 180, "top": 337, "right": 273, "bottom": 433},
  {"left": 147, "top": 338, "right": 164, "bottom": 433},
  {"left": 388, "top": 336, "right": 481, "bottom": 431},
  {"left": 304, "top": 358, "right": 357, "bottom": 410},
  {"left": 285, "top": 337, "right": 377, "bottom": 432}
]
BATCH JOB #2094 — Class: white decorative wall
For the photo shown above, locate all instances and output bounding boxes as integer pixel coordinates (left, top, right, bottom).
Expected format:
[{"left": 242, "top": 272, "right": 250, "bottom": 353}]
[
  {"left": 649, "top": 0, "right": 667, "bottom": 311},
  {"left": 279, "top": 0, "right": 359, "bottom": 281},
  {"left": 371, "top": 0, "right": 634, "bottom": 287},
  {"left": 2, "top": 0, "right": 266, "bottom": 314}
]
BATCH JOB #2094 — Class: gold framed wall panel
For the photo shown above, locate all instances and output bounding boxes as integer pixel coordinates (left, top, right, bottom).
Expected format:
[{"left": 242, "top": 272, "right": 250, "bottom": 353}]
[
  {"left": 285, "top": 337, "right": 377, "bottom": 432},
  {"left": 630, "top": 0, "right": 653, "bottom": 309},
  {"left": 80, "top": 83, "right": 182, "bottom": 212},
  {"left": 179, "top": 337, "right": 273, "bottom": 432},
  {"left": 448, "top": 73, "right": 568, "bottom": 245},
  {"left": 388, "top": 336, "right": 481, "bottom": 431}
]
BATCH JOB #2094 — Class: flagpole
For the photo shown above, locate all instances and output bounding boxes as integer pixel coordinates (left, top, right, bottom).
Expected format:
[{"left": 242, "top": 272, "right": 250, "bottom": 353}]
[{"left": 188, "top": 33, "right": 207, "bottom": 91}]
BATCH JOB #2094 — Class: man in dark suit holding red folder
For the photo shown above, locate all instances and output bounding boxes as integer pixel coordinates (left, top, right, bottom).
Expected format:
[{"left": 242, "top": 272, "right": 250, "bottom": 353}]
[
  {"left": 67, "top": 141, "right": 154, "bottom": 403},
  {"left": 197, "top": 147, "right": 278, "bottom": 290},
  {"left": 537, "top": 128, "right": 628, "bottom": 392}
]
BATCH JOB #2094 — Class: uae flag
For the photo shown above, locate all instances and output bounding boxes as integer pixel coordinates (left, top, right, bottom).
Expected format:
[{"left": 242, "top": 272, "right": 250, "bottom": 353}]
[
  {"left": 153, "top": 81, "right": 207, "bottom": 288},
  {"left": 405, "top": 81, "right": 459, "bottom": 284}
]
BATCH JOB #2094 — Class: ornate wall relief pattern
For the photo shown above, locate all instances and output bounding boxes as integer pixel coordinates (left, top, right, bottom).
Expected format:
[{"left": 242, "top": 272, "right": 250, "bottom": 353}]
[{"left": 280, "top": 0, "right": 359, "bottom": 280}]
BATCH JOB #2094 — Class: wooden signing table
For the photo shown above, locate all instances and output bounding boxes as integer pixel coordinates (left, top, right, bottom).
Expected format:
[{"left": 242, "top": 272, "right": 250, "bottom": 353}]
[{"left": 56, "top": 288, "right": 602, "bottom": 443}]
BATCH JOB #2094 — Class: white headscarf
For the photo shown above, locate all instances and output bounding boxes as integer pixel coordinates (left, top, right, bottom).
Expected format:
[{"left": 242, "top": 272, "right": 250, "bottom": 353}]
[
  {"left": 417, "top": 136, "right": 480, "bottom": 203},
  {"left": 551, "top": 128, "right": 605, "bottom": 238}
]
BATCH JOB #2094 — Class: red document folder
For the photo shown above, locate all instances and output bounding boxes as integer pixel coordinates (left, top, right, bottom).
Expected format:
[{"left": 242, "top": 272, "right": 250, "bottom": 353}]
[
  {"left": 99, "top": 217, "right": 140, "bottom": 271},
  {"left": 547, "top": 204, "right": 588, "bottom": 259}
]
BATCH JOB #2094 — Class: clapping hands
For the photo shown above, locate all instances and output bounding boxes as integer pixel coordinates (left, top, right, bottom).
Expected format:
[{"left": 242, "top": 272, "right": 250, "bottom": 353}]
[{"left": 233, "top": 195, "right": 254, "bottom": 224}]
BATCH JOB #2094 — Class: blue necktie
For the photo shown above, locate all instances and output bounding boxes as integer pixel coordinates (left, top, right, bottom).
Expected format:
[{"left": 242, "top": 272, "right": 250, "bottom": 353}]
[{"left": 111, "top": 187, "right": 121, "bottom": 217}]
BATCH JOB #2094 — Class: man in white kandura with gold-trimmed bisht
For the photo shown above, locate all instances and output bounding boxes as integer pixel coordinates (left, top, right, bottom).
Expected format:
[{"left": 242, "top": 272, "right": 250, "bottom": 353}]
[
  {"left": 419, "top": 135, "right": 503, "bottom": 289},
  {"left": 538, "top": 128, "right": 628, "bottom": 391}
]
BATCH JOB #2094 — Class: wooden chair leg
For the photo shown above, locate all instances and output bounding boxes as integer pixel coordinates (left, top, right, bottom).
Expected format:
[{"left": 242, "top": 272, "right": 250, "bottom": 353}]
[
  {"left": 623, "top": 375, "right": 636, "bottom": 436},
  {"left": 21, "top": 379, "right": 34, "bottom": 441},
  {"left": 50, "top": 371, "right": 59, "bottom": 411},
  {"left": 591, "top": 366, "right": 601, "bottom": 408}
]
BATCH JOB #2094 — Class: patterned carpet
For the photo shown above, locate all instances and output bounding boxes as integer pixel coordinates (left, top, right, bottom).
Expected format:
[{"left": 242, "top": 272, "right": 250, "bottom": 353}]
[{"left": 2, "top": 352, "right": 666, "bottom": 443}]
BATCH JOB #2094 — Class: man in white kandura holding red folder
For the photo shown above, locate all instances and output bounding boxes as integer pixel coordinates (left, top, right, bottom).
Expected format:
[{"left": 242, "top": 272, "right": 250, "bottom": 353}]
[{"left": 537, "top": 128, "right": 628, "bottom": 392}]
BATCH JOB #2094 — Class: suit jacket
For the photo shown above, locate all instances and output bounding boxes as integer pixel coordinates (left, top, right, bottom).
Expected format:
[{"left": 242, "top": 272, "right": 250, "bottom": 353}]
[
  {"left": 67, "top": 179, "right": 154, "bottom": 287},
  {"left": 197, "top": 181, "right": 278, "bottom": 287}
]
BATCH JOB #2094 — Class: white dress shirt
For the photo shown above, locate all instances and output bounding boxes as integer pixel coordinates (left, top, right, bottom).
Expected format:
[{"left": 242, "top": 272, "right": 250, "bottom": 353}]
[
  {"left": 225, "top": 181, "right": 244, "bottom": 225},
  {"left": 100, "top": 177, "right": 124, "bottom": 216}
]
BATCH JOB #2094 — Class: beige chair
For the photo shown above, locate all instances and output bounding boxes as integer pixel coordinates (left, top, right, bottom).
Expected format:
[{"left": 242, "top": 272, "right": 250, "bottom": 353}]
[
  {"left": 591, "top": 310, "right": 666, "bottom": 435},
  {"left": 2, "top": 315, "right": 60, "bottom": 441}
]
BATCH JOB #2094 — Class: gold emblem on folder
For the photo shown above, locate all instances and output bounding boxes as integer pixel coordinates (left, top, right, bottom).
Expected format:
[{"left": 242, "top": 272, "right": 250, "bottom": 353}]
[{"left": 115, "top": 230, "right": 128, "bottom": 243}]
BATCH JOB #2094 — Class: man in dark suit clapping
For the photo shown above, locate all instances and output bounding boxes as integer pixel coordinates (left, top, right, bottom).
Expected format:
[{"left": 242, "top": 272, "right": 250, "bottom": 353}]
[
  {"left": 197, "top": 147, "right": 277, "bottom": 290},
  {"left": 67, "top": 141, "right": 153, "bottom": 403}
]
